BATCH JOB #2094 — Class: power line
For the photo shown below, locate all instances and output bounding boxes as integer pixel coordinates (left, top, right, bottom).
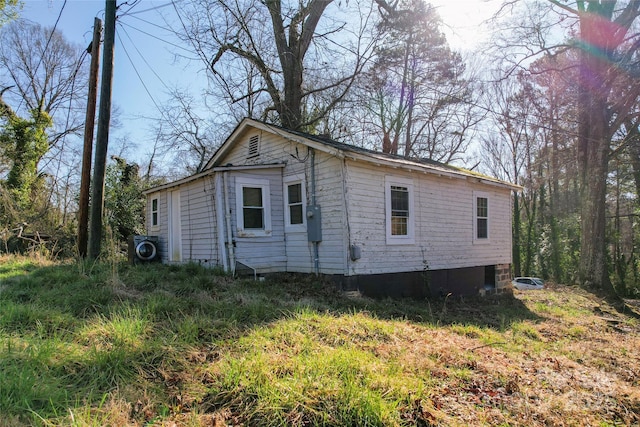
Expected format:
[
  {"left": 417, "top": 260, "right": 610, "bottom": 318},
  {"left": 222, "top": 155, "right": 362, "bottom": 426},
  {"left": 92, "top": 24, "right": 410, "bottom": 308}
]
[
  {"left": 118, "top": 18, "right": 194, "bottom": 54},
  {"left": 115, "top": 26, "right": 200, "bottom": 148},
  {"left": 116, "top": 0, "right": 143, "bottom": 17},
  {"left": 119, "top": 1, "right": 178, "bottom": 17},
  {"left": 31, "top": 0, "right": 68, "bottom": 80},
  {"left": 117, "top": 22, "right": 172, "bottom": 91},
  {"left": 115, "top": 30, "right": 164, "bottom": 114}
]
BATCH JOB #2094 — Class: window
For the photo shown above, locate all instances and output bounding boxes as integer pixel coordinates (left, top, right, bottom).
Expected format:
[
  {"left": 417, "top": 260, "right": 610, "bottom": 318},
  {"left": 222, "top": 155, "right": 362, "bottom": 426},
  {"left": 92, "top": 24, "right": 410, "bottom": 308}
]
[
  {"left": 390, "top": 186, "right": 409, "bottom": 235},
  {"left": 283, "top": 175, "right": 306, "bottom": 230},
  {"left": 247, "top": 134, "right": 260, "bottom": 158},
  {"left": 235, "top": 177, "right": 271, "bottom": 236},
  {"left": 288, "top": 184, "right": 303, "bottom": 224},
  {"left": 151, "top": 197, "right": 159, "bottom": 227},
  {"left": 242, "top": 187, "right": 264, "bottom": 229},
  {"left": 385, "top": 176, "right": 414, "bottom": 244},
  {"left": 474, "top": 192, "right": 489, "bottom": 242}
]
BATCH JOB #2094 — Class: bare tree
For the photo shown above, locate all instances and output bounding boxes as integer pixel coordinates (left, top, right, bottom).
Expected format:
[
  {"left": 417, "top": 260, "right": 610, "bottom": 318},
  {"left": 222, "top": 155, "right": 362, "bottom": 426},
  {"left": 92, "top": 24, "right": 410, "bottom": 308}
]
[
  {"left": 359, "top": 0, "right": 480, "bottom": 163},
  {"left": 148, "top": 89, "right": 223, "bottom": 177},
  {"left": 0, "top": 20, "right": 88, "bottom": 231},
  {"left": 491, "top": 0, "right": 640, "bottom": 295},
  {"left": 481, "top": 72, "right": 540, "bottom": 278},
  {"left": 172, "top": 0, "right": 376, "bottom": 131},
  {"left": 0, "top": 20, "right": 88, "bottom": 173}
]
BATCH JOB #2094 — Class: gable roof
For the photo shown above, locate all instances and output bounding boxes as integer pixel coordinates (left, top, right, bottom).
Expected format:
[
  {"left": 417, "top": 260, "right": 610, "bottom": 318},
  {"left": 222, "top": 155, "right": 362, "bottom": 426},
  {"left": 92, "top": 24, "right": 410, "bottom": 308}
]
[{"left": 205, "top": 118, "right": 521, "bottom": 192}]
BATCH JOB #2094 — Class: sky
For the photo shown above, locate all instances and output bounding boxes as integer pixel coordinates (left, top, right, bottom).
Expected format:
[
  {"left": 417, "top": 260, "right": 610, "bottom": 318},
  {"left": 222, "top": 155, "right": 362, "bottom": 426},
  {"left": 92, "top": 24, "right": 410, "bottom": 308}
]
[
  {"left": 18, "top": 0, "right": 209, "bottom": 164},
  {"left": 16, "top": 0, "right": 499, "bottom": 165}
]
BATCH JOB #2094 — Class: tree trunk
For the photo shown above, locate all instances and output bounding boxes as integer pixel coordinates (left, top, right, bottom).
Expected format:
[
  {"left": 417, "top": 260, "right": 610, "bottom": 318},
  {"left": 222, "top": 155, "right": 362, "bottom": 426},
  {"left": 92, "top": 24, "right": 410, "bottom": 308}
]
[
  {"left": 266, "top": 0, "right": 332, "bottom": 130},
  {"left": 281, "top": 60, "right": 303, "bottom": 129},
  {"left": 548, "top": 103, "right": 563, "bottom": 282},
  {"left": 523, "top": 189, "right": 537, "bottom": 276},
  {"left": 513, "top": 192, "right": 522, "bottom": 277},
  {"left": 626, "top": 123, "right": 640, "bottom": 204},
  {"left": 574, "top": 6, "right": 623, "bottom": 296},
  {"left": 577, "top": 73, "right": 614, "bottom": 294},
  {"left": 578, "top": 127, "right": 612, "bottom": 293}
]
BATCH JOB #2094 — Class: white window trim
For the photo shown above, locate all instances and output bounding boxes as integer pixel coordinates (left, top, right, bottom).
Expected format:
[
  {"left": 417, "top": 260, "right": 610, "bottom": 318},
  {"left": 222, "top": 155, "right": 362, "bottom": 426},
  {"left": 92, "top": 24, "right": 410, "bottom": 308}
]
[
  {"left": 150, "top": 196, "right": 159, "bottom": 229},
  {"left": 235, "top": 176, "right": 272, "bottom": 237},
  {"left": 385, "top": 176, "right": 415, "bottom": 245},
  {"left": 473, "top": 191, "right": 490, "bottom": 244},
  {"left": 283, "top": 174, "right": 306, "bottom": 232}
]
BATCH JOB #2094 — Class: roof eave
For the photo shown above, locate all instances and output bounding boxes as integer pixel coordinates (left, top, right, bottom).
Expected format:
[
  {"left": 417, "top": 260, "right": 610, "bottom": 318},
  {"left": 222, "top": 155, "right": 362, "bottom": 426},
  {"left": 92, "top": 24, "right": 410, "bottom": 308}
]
[
  {"left": 202, "top": 117, "right": 521, "bottom": 192},
  {"left": 204, "top": 118, "right": 346, "bottom": 170},
  {"left": 142, "top": 169, "right": 215, "bottom": 195},
  {"left": 344, "top": 152, "right": 521, "bottom": 191}
]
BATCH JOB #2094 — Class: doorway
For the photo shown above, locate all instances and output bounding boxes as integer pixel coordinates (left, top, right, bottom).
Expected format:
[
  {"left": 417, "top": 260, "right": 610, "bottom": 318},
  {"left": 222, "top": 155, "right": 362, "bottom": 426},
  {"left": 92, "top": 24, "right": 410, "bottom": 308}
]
[{"left": 168, "top": 189, "right": 182, "bottom": 262}]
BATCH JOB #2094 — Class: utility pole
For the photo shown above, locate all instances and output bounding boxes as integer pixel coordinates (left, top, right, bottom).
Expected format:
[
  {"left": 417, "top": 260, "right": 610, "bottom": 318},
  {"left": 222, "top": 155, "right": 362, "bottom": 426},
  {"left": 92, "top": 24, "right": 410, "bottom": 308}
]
[
  {"left": 78, "top": 17, "right": 102, "bottom": 258},
  {"left": 88, "top": 0, "right": 116, "bottom": 259}
]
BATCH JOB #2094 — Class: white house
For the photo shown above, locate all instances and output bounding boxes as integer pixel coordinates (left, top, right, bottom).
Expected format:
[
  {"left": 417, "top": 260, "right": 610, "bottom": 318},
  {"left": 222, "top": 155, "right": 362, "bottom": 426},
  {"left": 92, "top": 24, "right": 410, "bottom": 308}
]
[{"left": 143, "top": 118, "right": 520, "bottom": 297}]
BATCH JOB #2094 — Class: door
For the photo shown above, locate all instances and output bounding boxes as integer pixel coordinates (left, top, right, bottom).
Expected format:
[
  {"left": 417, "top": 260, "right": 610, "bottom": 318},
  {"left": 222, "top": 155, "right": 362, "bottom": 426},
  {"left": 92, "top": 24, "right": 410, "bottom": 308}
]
[{"left": 168, "top": 189, "right": 182, "bottom": 262}]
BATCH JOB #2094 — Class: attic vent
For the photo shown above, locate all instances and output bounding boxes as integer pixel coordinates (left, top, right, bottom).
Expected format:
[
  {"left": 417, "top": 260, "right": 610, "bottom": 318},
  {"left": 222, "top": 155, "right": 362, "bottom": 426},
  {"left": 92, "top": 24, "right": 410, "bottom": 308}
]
[{"left": 247, "top": 135, "right": 260, "bottom": 158}]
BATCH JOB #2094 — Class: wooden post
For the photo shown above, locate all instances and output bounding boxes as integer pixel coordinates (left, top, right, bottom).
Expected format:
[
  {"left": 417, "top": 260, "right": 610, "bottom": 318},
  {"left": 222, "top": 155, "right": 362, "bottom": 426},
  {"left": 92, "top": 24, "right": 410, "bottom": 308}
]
[
  {"left": 78, "top": 17, "right": 102, "bottom": 258},
  {"left": 88, "top": 0, "right": 116, "bottom": 259}
]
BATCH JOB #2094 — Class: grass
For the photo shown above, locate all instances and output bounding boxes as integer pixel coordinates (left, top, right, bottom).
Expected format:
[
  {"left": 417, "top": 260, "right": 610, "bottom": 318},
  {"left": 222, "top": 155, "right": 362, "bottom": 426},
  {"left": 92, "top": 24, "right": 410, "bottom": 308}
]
[{"left": 0, "top": 254, "right": 639, "bottom": 426}]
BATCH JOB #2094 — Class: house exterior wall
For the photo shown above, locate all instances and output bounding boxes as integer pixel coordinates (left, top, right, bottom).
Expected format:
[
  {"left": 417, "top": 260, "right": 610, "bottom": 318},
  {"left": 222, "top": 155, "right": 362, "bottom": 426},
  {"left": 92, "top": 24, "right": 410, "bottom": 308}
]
[
  {"left": 345, "top": 160, "right": 512, "bottom": 274},
  {"left": 179, "top": 178, "right": 218, "bottom": 265},
  {"left": 145, "top": 177, "right": 218, "bottom": 266},
  {"left": 306, "top": 152, "right": 349, "bottom": 275},
  {"left": 226, "top": 169, "right": 287, "bottom": 273},
  {"left": 143, "top": 120, "right": 515, "bottom": 297},
  {"left": 343, "top": 159, "right": 512, "bottom": 296},
  {"left": 146, "top": 190, "right": 168, "bottom": 261},
  {"left": 218, "top": 128, "right": 348, "bottom": 275}
]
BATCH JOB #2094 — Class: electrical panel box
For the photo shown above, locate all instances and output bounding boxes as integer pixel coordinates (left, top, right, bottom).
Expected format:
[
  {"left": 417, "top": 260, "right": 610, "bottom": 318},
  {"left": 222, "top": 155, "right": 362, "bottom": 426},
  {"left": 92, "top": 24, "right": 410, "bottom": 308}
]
[
  {"left": 350, "top": 245, "right": 361, "bottom": 261},
  {"left": 306, "top": 205, "right": 322, "bottom": 242}
]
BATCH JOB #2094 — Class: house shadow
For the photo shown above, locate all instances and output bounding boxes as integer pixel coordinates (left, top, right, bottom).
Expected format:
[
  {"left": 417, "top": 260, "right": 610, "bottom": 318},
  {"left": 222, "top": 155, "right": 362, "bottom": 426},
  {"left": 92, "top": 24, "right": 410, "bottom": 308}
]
[{"left": 258, "top": 272, "right": 542, "bottom": 331}]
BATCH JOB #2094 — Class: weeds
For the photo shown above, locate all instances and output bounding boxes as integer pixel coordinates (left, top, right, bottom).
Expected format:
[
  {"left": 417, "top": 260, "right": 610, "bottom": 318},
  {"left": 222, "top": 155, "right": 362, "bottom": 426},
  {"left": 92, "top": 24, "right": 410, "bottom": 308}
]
[{"left": 0, "top": 256, "right": 638, "bottom": 426}]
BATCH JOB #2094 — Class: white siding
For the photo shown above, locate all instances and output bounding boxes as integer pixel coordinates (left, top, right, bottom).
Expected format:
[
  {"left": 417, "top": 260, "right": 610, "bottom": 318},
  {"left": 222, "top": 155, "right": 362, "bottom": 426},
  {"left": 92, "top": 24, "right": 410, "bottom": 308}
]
[
  {"left": 146, "top": 191, "right": 169, "bottom": 261},
  {"left": 313, "top": 153, "right": 348, "bottom": 275},
  {"left": 179, "top": 178, "right": 218, "bottom": 265},
  {"left": 220, "top": 129, "right": 348, "bottom": 275},
  {"left": 145, "top": 177, "right": 218, "bottom": 266},
  {"left": 147, "top": 122, "right": 512, "bottom": 279},
  {"left": 221, "top": 127, "right": 294, "bottom": 167},
  {"left": 229, "top": 169, "right": 287, "bottom": 273},
  {"left": 344, "top": 160, "right": 512, "bottom": 275}
]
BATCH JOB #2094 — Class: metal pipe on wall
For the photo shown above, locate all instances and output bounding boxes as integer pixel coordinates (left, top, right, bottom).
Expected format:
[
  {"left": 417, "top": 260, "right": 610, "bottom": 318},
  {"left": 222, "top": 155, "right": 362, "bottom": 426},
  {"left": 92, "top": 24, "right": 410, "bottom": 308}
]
[
  {"left": 223, "top": 172, "right": 236, "bottom": 275},
  {"left": 310, "top": 148, "right": 319, "bottom": 276},
  {"left": 214, "top": 174, "right": 228, "bottom": 272}
]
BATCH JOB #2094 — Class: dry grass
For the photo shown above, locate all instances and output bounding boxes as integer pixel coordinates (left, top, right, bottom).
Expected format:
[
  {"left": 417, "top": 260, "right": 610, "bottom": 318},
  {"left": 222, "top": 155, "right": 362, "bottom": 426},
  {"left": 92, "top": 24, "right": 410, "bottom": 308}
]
[
  {"left": 1, "top": 259, "right": 639, "bottom": 426},
  {"left": 143, "top": 285, "right": 640, "bottom": 426},
  {"left": 171, "top": 286, "right": 640, "bottom": 427}
]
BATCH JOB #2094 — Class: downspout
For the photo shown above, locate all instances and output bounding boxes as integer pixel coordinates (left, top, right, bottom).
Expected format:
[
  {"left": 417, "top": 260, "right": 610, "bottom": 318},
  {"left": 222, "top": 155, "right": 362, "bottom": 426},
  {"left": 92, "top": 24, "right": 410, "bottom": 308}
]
[
  {"left": 214, "top": 174, "right": 228, "bottom": 271},
  {"left": 223, "top": 172, "right": 236, "bottom": 275},
  {"left": 310, "top": 148, "right": 319, "bottom": 276}
]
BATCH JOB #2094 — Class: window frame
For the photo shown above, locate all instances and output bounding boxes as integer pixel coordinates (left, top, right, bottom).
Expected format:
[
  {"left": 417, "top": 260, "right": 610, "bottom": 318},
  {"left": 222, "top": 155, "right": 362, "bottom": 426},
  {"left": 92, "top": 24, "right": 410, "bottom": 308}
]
[
  {"left": 473, "top": 191, "right": 490, "bottom": 243},
  {"left": 283, "top": 175, "right": 306, "bottom": 232},
  {"left": 385, "top": 176, "right": 415, "bottom": 245},
  {"left": 235, "top": 177, "right": 272, "bottom": 237},
  {"left": 150, "top": 196, "right": 159, "bottom": 228}
]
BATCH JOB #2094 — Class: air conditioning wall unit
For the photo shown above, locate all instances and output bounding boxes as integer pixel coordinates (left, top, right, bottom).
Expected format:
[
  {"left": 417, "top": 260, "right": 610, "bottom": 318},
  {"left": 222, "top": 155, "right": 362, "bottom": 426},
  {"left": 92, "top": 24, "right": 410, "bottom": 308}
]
[{"left": 128, "top": 235, "right": 160, "bottom": 264}]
